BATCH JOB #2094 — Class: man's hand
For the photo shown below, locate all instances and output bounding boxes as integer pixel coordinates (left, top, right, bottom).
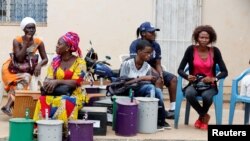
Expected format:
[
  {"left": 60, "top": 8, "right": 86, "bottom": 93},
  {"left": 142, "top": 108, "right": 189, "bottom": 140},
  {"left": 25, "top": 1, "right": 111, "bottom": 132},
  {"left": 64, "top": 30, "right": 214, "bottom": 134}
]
[
  {"left": 141, "top": 75, "right": 157, "bottom": 82},
  {"left": 159, "top": 73, "right": 165, "bottom": 84}
]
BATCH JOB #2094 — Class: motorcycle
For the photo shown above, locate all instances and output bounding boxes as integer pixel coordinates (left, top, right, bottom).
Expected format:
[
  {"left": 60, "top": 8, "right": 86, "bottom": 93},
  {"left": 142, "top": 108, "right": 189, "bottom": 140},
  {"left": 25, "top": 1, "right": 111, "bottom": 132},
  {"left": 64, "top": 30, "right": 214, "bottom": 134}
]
[{"left": 84, "top": 41, "right": 118, "bottom": 84}]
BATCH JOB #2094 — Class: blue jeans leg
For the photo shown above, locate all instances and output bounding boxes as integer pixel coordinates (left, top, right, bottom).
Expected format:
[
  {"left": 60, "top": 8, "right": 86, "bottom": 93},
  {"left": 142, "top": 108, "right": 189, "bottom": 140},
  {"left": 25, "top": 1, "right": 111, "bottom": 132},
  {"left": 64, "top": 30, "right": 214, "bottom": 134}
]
[{"left": 135, "top": 84, "right": 155, "bottom": 97}]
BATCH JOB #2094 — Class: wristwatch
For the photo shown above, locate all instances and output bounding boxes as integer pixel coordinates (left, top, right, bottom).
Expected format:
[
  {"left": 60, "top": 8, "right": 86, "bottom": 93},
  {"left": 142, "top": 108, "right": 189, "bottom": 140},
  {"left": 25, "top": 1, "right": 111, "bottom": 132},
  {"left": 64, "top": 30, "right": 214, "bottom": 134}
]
[{"left": 214, "top": 77, "right": 218, "bottom": 82}]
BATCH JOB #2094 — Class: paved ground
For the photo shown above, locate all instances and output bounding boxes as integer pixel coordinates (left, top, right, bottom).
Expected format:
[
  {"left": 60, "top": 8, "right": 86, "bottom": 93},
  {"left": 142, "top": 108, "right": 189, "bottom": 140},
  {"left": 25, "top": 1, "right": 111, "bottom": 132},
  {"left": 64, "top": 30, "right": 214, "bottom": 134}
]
[{"left": 0, "top": 96, "right": 245, "bottom": 141}]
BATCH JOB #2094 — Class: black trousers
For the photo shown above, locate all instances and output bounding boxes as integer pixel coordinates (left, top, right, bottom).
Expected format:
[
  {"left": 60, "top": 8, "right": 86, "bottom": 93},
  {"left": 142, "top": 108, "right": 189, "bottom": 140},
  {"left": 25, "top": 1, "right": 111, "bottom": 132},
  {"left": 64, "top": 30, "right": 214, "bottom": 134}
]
[{"left": 184, "top": 85, "right": 217, "bottom": 117}]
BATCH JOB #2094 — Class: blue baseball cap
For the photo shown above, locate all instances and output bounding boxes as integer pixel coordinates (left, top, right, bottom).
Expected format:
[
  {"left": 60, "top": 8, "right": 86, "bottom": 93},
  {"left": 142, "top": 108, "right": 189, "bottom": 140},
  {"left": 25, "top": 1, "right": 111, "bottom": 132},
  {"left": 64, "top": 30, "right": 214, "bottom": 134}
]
[{"left": 139, "top": 22, "right": 160, "bottom": 32}]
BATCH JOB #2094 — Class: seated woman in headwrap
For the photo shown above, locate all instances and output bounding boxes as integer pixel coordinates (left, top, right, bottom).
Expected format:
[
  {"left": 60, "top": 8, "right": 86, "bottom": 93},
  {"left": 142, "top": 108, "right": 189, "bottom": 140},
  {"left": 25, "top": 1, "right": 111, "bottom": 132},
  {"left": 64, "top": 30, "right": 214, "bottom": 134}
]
[
  {"left": 33, "top": 32, "right": 87, "bottom": 131},
  {"left": 1, "top": 17, "right": 48, "bottom": 116}
]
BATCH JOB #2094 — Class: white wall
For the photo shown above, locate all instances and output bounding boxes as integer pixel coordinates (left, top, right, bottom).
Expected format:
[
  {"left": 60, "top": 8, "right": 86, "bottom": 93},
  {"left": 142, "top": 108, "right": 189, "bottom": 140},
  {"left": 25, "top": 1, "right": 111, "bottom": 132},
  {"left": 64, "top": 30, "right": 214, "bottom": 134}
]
[
  {"left": 202, "top": 0, "right": 250, "bottom": 86},
  {"left": 0, "top": 0, "right": 249, "bottom": 87},
  {"left": 0, "top": 0, "right": 155, "bottom": 80}
]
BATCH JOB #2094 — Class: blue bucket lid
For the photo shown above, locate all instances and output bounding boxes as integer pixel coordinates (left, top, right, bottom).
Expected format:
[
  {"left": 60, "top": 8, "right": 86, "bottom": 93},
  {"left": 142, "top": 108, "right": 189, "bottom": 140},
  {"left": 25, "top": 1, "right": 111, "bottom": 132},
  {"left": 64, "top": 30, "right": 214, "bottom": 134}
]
[{"left": 9, "top": 118, "right": 34, "bottom": 123}]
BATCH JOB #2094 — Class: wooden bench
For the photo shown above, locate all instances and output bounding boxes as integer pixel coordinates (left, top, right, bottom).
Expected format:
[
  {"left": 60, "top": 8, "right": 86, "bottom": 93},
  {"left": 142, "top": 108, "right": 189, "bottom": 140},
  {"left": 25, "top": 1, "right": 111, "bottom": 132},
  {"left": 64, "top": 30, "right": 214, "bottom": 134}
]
[
  {"left": 12, "top": 81, "right": 110, "bottom": 118},
  {"left": 12, "top": 90, "right": 41, "bottom": 118}
]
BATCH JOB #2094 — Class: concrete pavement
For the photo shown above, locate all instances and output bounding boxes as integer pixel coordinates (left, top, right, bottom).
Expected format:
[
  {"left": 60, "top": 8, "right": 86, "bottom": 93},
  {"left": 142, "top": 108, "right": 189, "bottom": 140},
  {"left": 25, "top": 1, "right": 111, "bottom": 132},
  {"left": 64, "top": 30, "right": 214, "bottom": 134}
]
[{"left": 0, "top": 96, "right": 245, "bottom": 141}]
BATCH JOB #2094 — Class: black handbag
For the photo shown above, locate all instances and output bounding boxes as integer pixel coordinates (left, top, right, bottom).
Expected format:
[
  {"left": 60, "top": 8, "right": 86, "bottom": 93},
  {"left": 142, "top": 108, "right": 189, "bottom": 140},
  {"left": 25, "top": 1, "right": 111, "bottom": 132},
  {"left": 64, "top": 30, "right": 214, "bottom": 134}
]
[
  {"left": 41, "top": 84, "right": 75, "bottom": 96},
  {"left": 193, "top": 74, "right": 212, "bottom": 91},
  {"left": 106, "top": 76, "right": 152, "bottom": 98}
]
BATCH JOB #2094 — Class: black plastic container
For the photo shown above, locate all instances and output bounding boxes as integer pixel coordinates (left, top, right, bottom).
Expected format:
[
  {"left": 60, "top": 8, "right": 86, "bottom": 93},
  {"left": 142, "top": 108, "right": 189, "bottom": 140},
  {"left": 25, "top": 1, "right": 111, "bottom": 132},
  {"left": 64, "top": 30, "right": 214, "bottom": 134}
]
[{"left": 84, "top": 85, "right": 100, "bottom": 93}]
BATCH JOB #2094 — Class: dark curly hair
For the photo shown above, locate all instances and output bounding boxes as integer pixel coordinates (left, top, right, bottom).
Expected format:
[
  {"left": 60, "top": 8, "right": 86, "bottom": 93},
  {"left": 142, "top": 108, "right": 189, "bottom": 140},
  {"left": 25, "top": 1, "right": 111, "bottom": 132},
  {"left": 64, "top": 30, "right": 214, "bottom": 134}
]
[
  {"left": 136, "top": 39, "right": 152, "bottom": 52},
  {"left": 192, "top": 25, "right": 217, "bottom": 44}
]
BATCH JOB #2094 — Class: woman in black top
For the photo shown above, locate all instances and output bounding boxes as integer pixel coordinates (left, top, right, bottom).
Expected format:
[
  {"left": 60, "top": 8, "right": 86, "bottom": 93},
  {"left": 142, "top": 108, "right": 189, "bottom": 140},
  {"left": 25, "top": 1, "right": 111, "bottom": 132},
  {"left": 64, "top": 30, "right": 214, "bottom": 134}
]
[{"left": 178, "top": 25, "right": 228, "bottom": 130}]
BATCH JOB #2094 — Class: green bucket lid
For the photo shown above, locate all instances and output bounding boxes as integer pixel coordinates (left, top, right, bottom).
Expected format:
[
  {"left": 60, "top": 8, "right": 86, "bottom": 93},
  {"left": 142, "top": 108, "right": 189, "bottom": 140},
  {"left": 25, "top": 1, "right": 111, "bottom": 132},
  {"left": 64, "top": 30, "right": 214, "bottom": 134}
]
[{"left": 9, "top": 118, "right": 34, "bottom": 123}]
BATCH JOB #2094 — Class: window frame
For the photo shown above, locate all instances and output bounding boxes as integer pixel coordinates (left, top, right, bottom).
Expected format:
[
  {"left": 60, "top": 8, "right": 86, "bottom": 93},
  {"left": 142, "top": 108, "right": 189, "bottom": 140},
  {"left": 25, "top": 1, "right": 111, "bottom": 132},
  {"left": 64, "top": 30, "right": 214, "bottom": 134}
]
[{"left": 0, "top": 0, "right": 47, "bottom": 26}]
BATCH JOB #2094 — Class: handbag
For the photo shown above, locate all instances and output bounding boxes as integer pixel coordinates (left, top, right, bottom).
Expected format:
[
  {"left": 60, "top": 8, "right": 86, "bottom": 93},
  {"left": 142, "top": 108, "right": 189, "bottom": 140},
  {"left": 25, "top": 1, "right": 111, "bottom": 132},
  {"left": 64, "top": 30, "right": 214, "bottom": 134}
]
[
  {"left": 192, "top": 74, "right": 212, "bottom": 91},
  {"left": 41, "top": 84, "right": 75, "bottom": 96},
  {"left": 8, "top": 53, "right": 39, "bottom": 74},
  {"left": 106, "top": 76, "right": 152, "bottom": 98}
]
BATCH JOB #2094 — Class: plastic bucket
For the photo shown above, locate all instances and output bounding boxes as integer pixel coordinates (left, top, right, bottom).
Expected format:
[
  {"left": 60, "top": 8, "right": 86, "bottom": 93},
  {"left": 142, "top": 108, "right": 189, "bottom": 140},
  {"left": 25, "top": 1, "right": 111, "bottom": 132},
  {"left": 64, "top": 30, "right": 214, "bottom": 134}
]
[
  {"left": 112, "top": 96, "right": 130, "bottom": 130},
  {"left": 36, "top": 120, "right": 63, "bottom": 141},
  {"left": 9, "top": 118, "right": 34, "bottom": 141},
  {"left": 135, "top": 97, "right": 159, "bottom": 133},
  {"left": 115, "top": 98, "right": 138, "bottom": 136},
  {"left": 68, "top": 120, "right": 94, "bottom": 141}
]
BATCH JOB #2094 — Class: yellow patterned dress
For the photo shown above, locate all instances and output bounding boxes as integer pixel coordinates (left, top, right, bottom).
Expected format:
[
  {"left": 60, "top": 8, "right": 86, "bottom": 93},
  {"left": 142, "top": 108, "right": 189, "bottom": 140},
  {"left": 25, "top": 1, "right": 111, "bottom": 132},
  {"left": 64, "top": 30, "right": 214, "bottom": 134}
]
[{"left": 33, "top": 57, "right": 87, "bottom": 128}]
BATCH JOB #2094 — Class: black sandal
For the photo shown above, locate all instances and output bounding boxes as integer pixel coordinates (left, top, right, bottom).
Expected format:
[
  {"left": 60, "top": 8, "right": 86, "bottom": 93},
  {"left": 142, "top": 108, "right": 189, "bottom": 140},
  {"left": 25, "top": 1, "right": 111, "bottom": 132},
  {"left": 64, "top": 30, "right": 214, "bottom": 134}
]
[{"left": 1, "top": 107, "right": 12, "bottom": 117}]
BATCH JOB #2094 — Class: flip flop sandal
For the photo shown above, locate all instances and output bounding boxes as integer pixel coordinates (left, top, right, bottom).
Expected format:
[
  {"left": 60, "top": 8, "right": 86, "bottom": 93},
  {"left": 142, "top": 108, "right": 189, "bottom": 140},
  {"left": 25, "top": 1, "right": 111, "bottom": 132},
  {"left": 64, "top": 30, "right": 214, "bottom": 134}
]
[{"left": 1, "top": 107, "right": 12, "bottom": 117}]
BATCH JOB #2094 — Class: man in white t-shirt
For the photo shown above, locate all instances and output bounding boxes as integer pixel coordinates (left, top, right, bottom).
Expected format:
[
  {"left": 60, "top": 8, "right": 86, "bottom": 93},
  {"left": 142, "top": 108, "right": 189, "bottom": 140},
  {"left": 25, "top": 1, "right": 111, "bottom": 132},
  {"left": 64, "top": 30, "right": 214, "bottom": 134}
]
[{"left": 120, "top": 39, "right": 171, "bottom": 129}]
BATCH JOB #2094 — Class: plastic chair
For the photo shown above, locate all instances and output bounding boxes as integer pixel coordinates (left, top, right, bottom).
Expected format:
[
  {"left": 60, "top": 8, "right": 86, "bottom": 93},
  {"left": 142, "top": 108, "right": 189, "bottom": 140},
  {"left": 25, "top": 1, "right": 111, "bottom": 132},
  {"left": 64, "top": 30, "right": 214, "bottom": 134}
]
[
  {"left": 174, "top": 65, "right": 225, "bottom": 129},
  {"left": 119, "top": 54, "right": 167, "bottom": 72},
  {"left": 119, "top": 54, "right": 130, "bottom": 63},
  {"left": 161, "top": 65, "right": 167, "bottom": 71},
  {"left": 228, "top": 68, "right": 250, "bottom": 125}
]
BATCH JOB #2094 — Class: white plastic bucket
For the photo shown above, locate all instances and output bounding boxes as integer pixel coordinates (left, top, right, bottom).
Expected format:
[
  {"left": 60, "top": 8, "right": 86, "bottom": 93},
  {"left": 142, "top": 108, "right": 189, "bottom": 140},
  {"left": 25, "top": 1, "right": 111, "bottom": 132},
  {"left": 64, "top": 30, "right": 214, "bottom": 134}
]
[
  {"left": 36, "top": 120, "right": 63, "bottom": 141},
  {"left": 135, "top": 97, "right": 159, "bottom": 134}
]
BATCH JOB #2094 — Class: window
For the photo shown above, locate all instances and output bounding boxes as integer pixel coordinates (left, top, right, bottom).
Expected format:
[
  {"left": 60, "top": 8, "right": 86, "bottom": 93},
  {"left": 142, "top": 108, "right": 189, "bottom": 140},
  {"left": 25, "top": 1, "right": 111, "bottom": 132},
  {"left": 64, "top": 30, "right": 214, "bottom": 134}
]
[
  {"left": 0, "top": 0, "right": 47, "bottom": 25},
  {"left": 0, "top": 0, "right": 7, "bottom": 19}
]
